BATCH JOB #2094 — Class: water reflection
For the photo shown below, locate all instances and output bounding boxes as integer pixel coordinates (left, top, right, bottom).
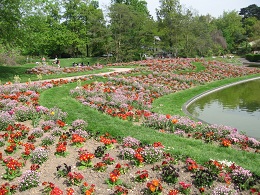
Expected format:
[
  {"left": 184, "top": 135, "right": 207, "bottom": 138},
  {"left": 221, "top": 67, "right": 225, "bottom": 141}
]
[{"left": 187, "top": 79, "right": 260, "bottom": 139}]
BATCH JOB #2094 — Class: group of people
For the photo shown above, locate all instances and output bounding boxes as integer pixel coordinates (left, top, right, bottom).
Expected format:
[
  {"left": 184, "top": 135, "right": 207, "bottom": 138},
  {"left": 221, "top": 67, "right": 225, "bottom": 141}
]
[
  {"left": 41, "top": 56, "right": 60, "bottom": 68},
  {"left": 72, "top": 61, "right": 90, "bottom": 67}
]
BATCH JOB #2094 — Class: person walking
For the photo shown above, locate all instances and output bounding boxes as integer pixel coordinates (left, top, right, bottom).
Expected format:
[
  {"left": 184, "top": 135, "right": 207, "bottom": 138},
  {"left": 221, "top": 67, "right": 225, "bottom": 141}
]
[{"left": 42, "top": 57, "right": 46, "bottom": 66}]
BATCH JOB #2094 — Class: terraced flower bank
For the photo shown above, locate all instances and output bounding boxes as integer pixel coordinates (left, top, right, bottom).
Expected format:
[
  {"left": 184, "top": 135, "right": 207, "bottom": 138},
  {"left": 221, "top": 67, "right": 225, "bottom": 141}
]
[
  {"left": 0, "top": 58, "right": 260, "bottom": 194},
  {"left": 70, "top": 58, "right": 260, "bottom": 152}
]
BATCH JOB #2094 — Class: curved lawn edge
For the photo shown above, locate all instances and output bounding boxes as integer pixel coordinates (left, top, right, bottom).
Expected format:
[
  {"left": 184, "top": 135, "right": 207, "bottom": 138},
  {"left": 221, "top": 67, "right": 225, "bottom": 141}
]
[
  {"left": 39, "top": 81, "right": 260, "bottom": 176},
  {"left": 182, "top": 76, "right": 260, "bottom": 122},
  {"left": 152, "top": 74, "right": 260, "bottom": 116}
]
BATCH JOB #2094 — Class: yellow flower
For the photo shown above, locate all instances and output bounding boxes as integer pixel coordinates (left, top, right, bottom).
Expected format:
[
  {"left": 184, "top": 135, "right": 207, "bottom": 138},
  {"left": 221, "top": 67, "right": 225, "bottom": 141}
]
[{"left": 50, "top": 111, "right": 55, "bottom": 115}]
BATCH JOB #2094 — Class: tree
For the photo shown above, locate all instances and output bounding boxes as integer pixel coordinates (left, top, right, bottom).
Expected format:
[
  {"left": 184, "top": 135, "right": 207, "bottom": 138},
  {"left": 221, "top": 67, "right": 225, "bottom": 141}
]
[
  {"left": 111, "top": 0, "right": 149, "bottom": 15},
  {"left": 239, "top": 4, "right": 260, "bottom": 20},
  {"left": 0, "top": 0, "right": 22, "bottom": 46},
  {"left": 157, "top": 0, "right": 184, "bottom": 56},
  {"left": 215, "top": 11, "right": 245, "bottom": 53},
  {"left": 109, "top": 1, "right": 154, "bottom": 61},
  {"left": 62, "top": 0, "right": 107, "bottom": 57}
]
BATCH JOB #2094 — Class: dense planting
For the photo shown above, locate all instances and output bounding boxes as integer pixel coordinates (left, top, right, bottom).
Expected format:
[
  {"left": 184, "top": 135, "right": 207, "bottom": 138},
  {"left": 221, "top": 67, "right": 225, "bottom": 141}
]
[
  {"left": 71, "top": 59, "right": 260, "bottom": 152},
  {"left": 0, "top": 58, "right": 260, "bottom": 194}
]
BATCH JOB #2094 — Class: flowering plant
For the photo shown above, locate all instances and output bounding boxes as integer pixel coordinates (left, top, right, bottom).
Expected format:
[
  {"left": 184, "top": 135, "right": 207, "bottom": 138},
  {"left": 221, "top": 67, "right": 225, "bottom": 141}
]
[
  {"left": 140, "top": 146, "right": 164, "bottom": 164},
  {"left": 179, "top": 181, "right": 192, "bottom": 195},
  {"left": 133, "top": 152, "right": 144, "bottom": 167},
  {"left": 42, "top": 181, "right": 63, "bottom": 195},
  {"left": 67, "top": 172, "right": 84, "bottom": 186},
  {"left": 185, "top": 158, "right": 198, "bottom": 172},
  {"left": 66, "top": 188, "right": 75, "bottom": 195},
  {"left": 119, "top": 147, "right": 135, "bottom": 160},
  {"left": 71, "top": 119, "right": 88, "bottom": 131},
  {"left": 113, "top": 185, "right": 129, "bottom": 195},
  {"left": 122, "top": 136, "right": 140, "bottom": 149},
  {"left": 93, "top": 162, "right": 107, "bottom": 172},
  {"left": 78, "top": 149, "right": 95, "bottom": 169},
  {"left": 135, "top": 170, "right": 149, "bottom": 182},
  {"left": 102, "top": 153, "right": 115, "bottom": 165},
  {"left": 168, "top": 189, "right": 179, "bottom": 195},
  {"left": 115, "top": 163, "right": 130, "bottom": 174},
  {"left": 146, "top": 179, "right": 163, "bottom": 194},
  {"left": 2, "top": 157, "right": 23, "bottom": 181},
  {"left": 161, "top": 164, "right": 179, "bottom": 184},
  {"left": 106, "top": 169, "right": 122, "bottom": 187},
  {"left": 231, "top": 166, "right": 253, "bottom": 190},
  {"left": 0, "top": 183, "right": 17, "bottom": 195},
  {"left": 221, "top": 138, "right": 232, "bottom": 147},
  {"left": 71, "top": 134, "right": 86, "bottom": 147},
  {"left": 55, "top": 142, "right": 69, "bottom": 157},
  {"left": 18, "top": 170, "right": 40, "bottom": 191},
  {"left": 4, "top": 143, "right": 17, "bottom": 154},
  {"left": 21, "top": 142, "right": 35, "bottom": 159},
  {"left": 41, "top": 135, "right": 55, "bottom": 146},
  {"left": 56, "top": 119, "right": 65, "bottom": 128},
  {"left": 31, "top": 127, "right": 44, "bottom": 138},
  {"left": 193, "top": 168, "right": 216, "bottom": 188},
  {"left": 94, "top": 145, "right": 107, "bottom": 158},
  {"left": 100, "top": 135, "right": 117, "bottom": 149},
  {"left": 56, "top": 163, "right": 71, "bottom": 178},
  {"left": 80, "top": 182, "right": 95, "bottom": 195},
  {"left": 31, "top": 147, "right": 49, "bottom": 165}
]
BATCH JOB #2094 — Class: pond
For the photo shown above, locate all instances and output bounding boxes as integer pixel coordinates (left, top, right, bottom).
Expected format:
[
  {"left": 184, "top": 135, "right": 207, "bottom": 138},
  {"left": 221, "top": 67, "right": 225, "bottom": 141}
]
[{"left": 186, "top": 78, "right": 260, "bottom": 139}]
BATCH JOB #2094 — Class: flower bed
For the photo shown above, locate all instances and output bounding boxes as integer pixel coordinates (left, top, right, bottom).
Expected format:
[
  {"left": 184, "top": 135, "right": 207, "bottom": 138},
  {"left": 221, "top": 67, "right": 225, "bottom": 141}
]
[
  {"left": 0, "top": 59, "right": 260, "bottom": 194},
  {"left": 25, "top": 64, "right": 103, "bottom": 75},
  {"left": 70, "top": 59, "right": 260, "bottom": 152}
]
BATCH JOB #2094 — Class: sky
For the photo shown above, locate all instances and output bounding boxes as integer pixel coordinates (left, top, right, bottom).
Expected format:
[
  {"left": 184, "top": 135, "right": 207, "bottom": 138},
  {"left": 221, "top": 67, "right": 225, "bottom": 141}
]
[{"left": 98, "top": 0, "right": 260, "bottom": 19}]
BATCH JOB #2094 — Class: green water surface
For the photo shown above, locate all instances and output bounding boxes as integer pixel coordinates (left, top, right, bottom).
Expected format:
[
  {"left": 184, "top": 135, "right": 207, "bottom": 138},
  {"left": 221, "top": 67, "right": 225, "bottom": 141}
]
[{"left": 188, "top": 79, "right": 260, "bottom": 139}]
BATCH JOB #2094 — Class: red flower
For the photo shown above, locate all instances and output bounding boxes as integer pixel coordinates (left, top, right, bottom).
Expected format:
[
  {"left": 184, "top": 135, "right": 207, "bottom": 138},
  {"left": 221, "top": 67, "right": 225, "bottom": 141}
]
[
  {"left": 56, "top": 120, "right": 65, "bottom": 127},
  {"left": 71, "top": 134, "right": 86, "bottom": 144},
  {"left": 50, "top": 187, "right": 63, "bottom": 195},
  {"left": 168, "top": 189, "right": 179, "bottom": 195}
]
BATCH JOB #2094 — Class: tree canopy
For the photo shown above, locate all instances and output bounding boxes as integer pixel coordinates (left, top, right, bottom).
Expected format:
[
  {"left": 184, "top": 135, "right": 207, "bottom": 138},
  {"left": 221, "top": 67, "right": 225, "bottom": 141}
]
[{"left": 0, "top": 0, "right": 259, "bottom": 63}]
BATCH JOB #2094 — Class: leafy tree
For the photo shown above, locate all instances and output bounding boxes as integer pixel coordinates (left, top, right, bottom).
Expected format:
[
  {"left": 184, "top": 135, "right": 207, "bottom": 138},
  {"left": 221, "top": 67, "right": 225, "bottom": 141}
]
[
  {"left": 215, "top": 11, "right": 245, "bottom": 53},
  {"left": 109, "top": 1, "right": 154, "bottom": 61},
  {"left": 157, "top": 0, "right": 184, "bottom": 56},
  {"left": 0, "top": 0, "right": 22, "bottom": 46},
  {"left": 111, "top": 0, "right": 149, "bottom": 15},
  {"left": 62, "top": 0, "right": 107, "bottom": 57},
  {"left": 239, "top": 4, "right": 260, "bottom": 20}
]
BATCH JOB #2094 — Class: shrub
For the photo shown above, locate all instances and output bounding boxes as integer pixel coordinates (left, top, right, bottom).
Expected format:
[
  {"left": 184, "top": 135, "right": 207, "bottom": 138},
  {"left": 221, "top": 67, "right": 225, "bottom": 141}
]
[{"left": 245, "top": 54, "right": 260, "bottom": 62}]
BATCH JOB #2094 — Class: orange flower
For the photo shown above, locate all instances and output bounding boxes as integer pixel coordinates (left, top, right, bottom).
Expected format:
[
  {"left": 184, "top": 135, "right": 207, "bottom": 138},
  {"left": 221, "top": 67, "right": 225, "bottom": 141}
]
[
  {"left": 172, "top": 119, "right": 178, "bottom": 124},
  {"left": 152, "top": 179, "right": 160, "bottom": 187}
]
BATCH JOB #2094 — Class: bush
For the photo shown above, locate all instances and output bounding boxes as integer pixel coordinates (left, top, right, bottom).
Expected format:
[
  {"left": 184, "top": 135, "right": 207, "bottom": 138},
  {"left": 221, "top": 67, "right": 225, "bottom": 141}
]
[
  {"left": 0, "top": 44, "right": 27, "bottom": 65},
  {"left": 245, "top": 54, "right": 260, "bottom": 62}
]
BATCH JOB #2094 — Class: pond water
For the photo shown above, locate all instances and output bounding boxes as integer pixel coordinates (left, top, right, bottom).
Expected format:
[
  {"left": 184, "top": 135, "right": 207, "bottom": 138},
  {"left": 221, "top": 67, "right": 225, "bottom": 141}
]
[{"left": 187, "top": 78, "right": 260, "bottom": 139}]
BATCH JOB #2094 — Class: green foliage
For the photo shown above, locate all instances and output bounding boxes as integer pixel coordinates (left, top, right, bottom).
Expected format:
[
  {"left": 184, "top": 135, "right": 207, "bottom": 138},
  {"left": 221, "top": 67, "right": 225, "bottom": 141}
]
[
  {"left": 246, "top": 54, "right": 260, "bottom": 62},
  {"left": 161, "top": 164, "right": 179, "bottom": 184},
  {"left": 0, "top": 0, "right": 259, "bottom": 60},
  {"left": 193, "top": 169, "right": 217, "bottom": 188},
  {"left": 239, "top": 4, "right": 260, "bottom": 20}
]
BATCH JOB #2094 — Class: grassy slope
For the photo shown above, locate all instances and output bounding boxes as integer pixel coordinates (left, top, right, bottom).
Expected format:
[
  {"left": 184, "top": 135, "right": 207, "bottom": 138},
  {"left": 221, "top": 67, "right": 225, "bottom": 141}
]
[{"left": 39, "top": 81, "right": 260, "bottom": 176}]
